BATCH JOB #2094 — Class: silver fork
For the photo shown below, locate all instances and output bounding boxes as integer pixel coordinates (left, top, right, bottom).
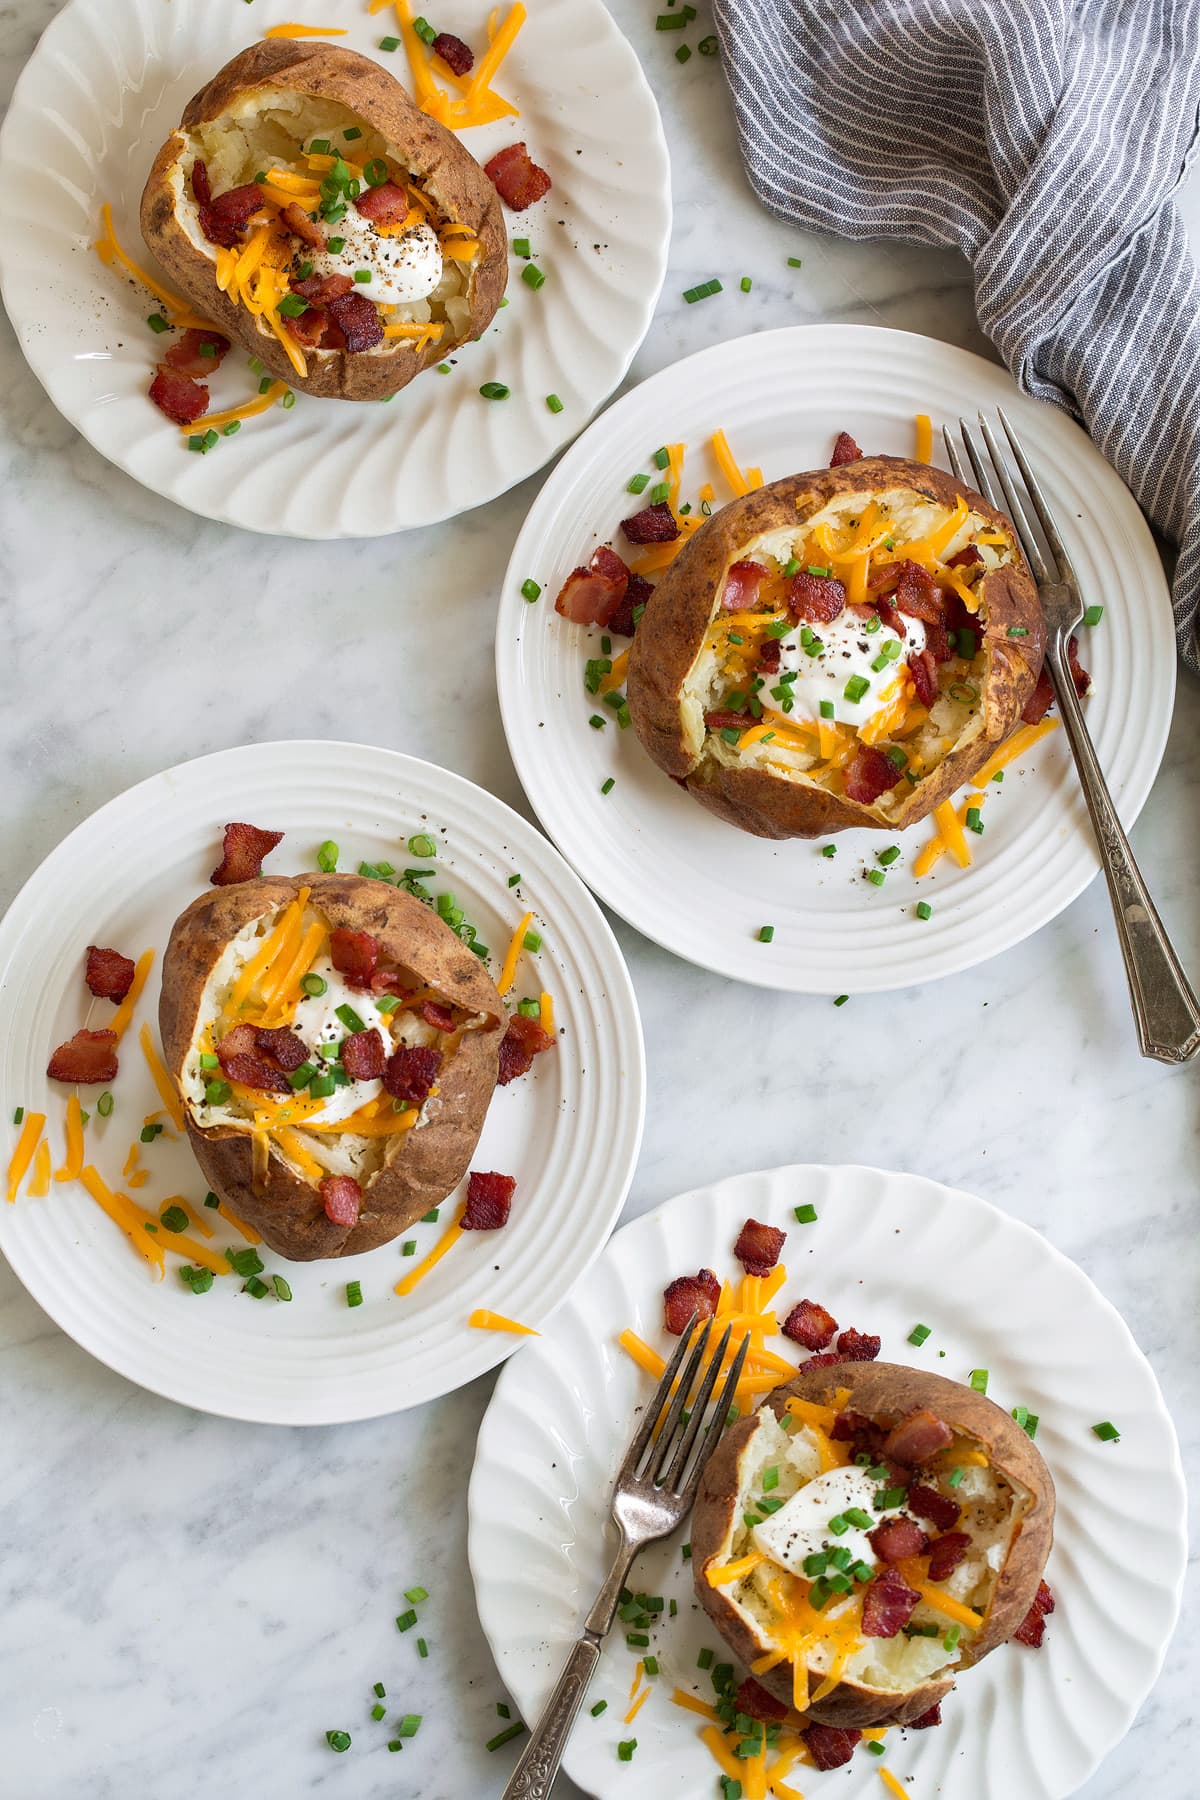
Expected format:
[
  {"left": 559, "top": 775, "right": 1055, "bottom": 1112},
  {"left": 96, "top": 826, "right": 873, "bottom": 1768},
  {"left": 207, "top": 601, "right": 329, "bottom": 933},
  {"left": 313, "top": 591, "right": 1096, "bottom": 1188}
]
[
  {"left": 501, "top": 1315, "right": 750, "bottom": 1800},
  {"left": 945, "top": 410, "right": 1200, "bottom": 1063}
]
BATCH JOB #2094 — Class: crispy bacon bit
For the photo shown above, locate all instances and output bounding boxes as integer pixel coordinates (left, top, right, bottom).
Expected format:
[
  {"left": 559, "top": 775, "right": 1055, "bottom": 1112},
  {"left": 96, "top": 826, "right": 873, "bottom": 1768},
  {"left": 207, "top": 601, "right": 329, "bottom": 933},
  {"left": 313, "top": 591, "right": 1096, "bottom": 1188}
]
[
  {"left": 321, "top": 1174, "right": 362, "bottom": 1227},
  {"left": 554, "top": 545, "right": 629, "bottom": 627},
  {"left": 462, "top": 1169, "right": 517, "bottom": 1229},
  {"left": 85, "top": 945, "right": 135, "bottom": 1002},
  {"left": 254, "top": 1027, "right": 309, "bottom": 1073},
  {"left": 909, "top": 646, "right": 938, "bottom": 707},
  {"left": 1067, "top": 633, "right": 1090, "bottom": 696},
  {"left": 497, "top": 1012, "right": 554, "bottom": 1085},
  {"left": 620, "top": 502, "right": 678, "bottom": 546},
  {"left": 869, "top": 1517, "right": 929, "bottom": 1563},
  {"left": 431, "top": 29, "right": 474, "bottom": 74},
  {"left": 733, "top": 1217, "right": 786, "bottom": 1277},
  {"left": 781, "top": 1298, "right": 838, "bottom": 1350},
  {"left": 830, "top": 431, "right": 863, "bottom": 467},
  {"left": 843, "top": 747, "right": 903, "bottom": 806},
  {"left": 192, "top": 159, "right": 212, "bottom": 208},
  {"left": 946, "top": 544, "right": 983, "bottom": 570},
  {"left": 326, "top": 291, "right": 385, "bottom": 354},
  {"left": 874, "top": 596, "right": 903, "bottom": 633},
  {"left": 421, "top": 1000, "right": 456, "bottom": 1032},
  {"left": 834, "top": 1327, "right": 881, "bottom": 1361},
  {"left": 199, "top": 182, "right": 265, "bottom": 249},
  {"left": 788, "top": 570, "right": 846, "bottom": 623},
  {"left": 218, "top": 1053, "right": 291, "bottom": 1093},
  {"left": 149, "top": 365, "right": 209, "bottom": 426},
  {"left": 287, "top": 306, "right": 329, "bottom": 349},
  {"left": 1012, "top": 1579, "right": 1056, "bottom": 1648},
  {"left": 894, "top": 559, "right": 944, "bottom": 623},
  {"left": 862, "top": 1566, "right": 921, "bottom": 1638},
  {"left": 925, "top": 619, "right": 953, "bottom": 664},
  {"left": 926, "top": 1530, "right": 972, "bottom": 1581},
  {"left": 210, "top": 821, "right": 284, "bottom": 886},
  {"left": 608, "top": 571, "right": 652, "bottom": 638},
  {"left": 382, "top": 1042, "right": 441, "bottom": 1104},
  {"left": 757, "top": 637, "right": 782, "bottom": 674},
  {"left": 883, "top": 1408, "right": 955, "bottom": 1465},
  {"left": 662, "top": 1269, "right": 721, "bottom": 1335},
  {"left": 734, "top": 1677, "right": 788, "bottom": 1723},
  {"left": 216, "top": 1024, "right": 258, "bottom": 1063},
  {"left": 280, "top": 200, "right": 324, "bottom": 247},
  {"left": 47, "top": 1028, "right": 118, "bottom": 1084},
  {"left": 1021, "top": 666, "right": 1054, "bottom": 725},
  {"left": 906, "top": 1483, "right": 962, "bottom": 1531},
  {"left": 293, "top": 272, "right": 355, "bottom": 306},
  {"left": 704, "top": 710, "right": 752, "bottom": 733},
  {"left": 802, "top": 1351, "right": 845, "bottom": 1368},
  {"left": 802, "top": 1724, "right": 862, "bottom": 1770},
  {"left": 721, "top": 560, "right": 769, "bottom": 610},
  {"left": 908, "top": 1702, "right": 943, "bottom": 1729},
  {"left": 355, "top": 179, "right": 411, "bottom": 227},
  {"left": 341, "top": 1029, "right": 386, "bottom": 1082},
  {"left": 485, "top": 142, "right": 552, "bottom": 210},
  {"left": 329, "top": 928, "right": 379, "bottom": 988},
  {"left": 164, "top": 329, "right": 231, "bottom": 377},
  {"left": 830, "top": 1409, "right": 881, "bottom": 1447}
]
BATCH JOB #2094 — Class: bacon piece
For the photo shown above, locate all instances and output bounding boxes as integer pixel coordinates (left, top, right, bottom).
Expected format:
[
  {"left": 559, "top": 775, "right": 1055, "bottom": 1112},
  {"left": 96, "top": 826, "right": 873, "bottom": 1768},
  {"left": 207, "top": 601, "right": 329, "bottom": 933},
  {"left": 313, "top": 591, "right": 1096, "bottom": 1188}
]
[
  {"left": 946, "top": 544, "right": 983, "bottom": 570},
  {"left": 843, "top": 747, "right": 903, "bottom": 806},
  {"left": 85, "top": 945, "right": 135, "bottom": 1002},
  {"left": 382, "top": 1042, "right": 441, "bottom": 1104},
  {"left": 894, "top": 559, "right": 944, "bottom": 623},
  {"left": 830, "top": 431, "right": 863, "bottom": 467},
  {"left": 219, "top": 1053, "right": 291, "bottom": 1093},
  {"left": 861, "top": 1566, "right": 921, "bottom": 1638},
  {"left": 620, "top": 502, "right": 678, "bottom": 546},
  {"left": 164, "top": 329, "right": 231, "bottom": 377},
  {"left": 1067, "top": 633, "right": 1090, "bottom": 696},
  {"left": 829, "top": 1408, "right": 881, "bottom": 1448},
  {"left": 834, "top": 1327, "right": 881, "bottom": 1361},
  {"left": 210, "top": 821, "right": 284, "bottom": 886},
  {"left": 287, "top": 307, "right": 329, "bottom": 349},
  {"left": 216, "top": 1024, "right": 259, "bottom": 1063},
  {"left": 906, "top": 1483, "right": 962, "bottom": 1531},
  {"left": 908, "top": 1702, "right": 943, "bottom": 1729},
  {"left": 608, "top": 571, "right": 652, "bottom": 638},
  {"left": 369, "top": 970, "right": 411, "bottom": 997},
  {"left": 1012, "top": 1579, "right": 1056, "bottom": 1648},
  {"left": 485, "top": 142, "right": 552, "bottom": 210},
  {"left": 293, "top": 272, "right": 355, "bottom": 306},
  {"left": 355, "top": 179, "right": 411, "bottom": 227},
  {"left": 733, "top": 1217, "right": 786, "bottom": 1277},
  {"left": 721, "top": 560, "right": 769, "bottom": 610},
  {"left": 462, "top": 1169, "right": 517, "bottom": 1229},
  {"left": 421, "top": 1000, "right": 456, "bottom": 1032},
  {"left": 781, "top": 1298, "right": 838, "bottom": 1350},
  {"left": 46, "top": 1028, "right": 118, "bottom": 1084},
  {"left": 869, "top": 1517, "right": 929, "bottom": 1563},
  {"left": 199, "top": 182, "right": 265, "bottom": 249},
  {"left": 662, "top": 1269, "right": 721, "bottom": 1335},
  {"left": 926, "top": 1530, "right": 972, "bottom": 1581},
  {"left": 329, "top": 928, "right": 379, "bottom": 988},
  {"left": 192, "top": 159, "right": 212, "bottom": 208},
  {"left": 874, "top": 596, "right": 903, "bottom": 634},
  {"left": 341, "top": 1029, "right": 386, "bottom": 1082},
  {"left": 280, "top": 201, "right": 324, "bottom": 247},
  {"left": 149, "top": 365, "right": 209, "bottom": 426},
  {"left": 1021, "top": 666, "right": 1054, "bottom": 725},
  {"left": 909, "top": 646, "right": 938, "bottom": 707},
  {"left": 734, "top": 1677, "right": 788, "bottom": 1723},
  {"left": 321, "top": 1174, "right": 362, "bottom": 1227},
  {"left": 924, "top": 619, "right": 953, "bottom": 664},
  {"left": 802, "top": 1351, "right": 845, "bottom": 1368},
  {"left": 883, "top": 1409, "right": 954, "bottom": 1466},
  {"left": 802, "top": 1724, "right": 861, "bottom": 1770},
  {"left": 788, "top": 571, "right": 846, "bottom": 623},
  {"left": 704, "top": 710, "right": 752, "bottom": 732},
  {"left": 756, "top": 637, "right": 782, "bottom": 674},
  {"left": 326, "top": 291, "right": 385, "bottom": 353},
  {"left": 554, "top": 545, "right": 629, "bottom": 627},
  {"left": 431, "top": 29, "right": 474, "bottom": 74},
  {"left": 497, "top": 1012, "right": 554, "bottom": 1085},
  {"left": 254, "top": 1027, "right": 309, "bottom": 1073}
]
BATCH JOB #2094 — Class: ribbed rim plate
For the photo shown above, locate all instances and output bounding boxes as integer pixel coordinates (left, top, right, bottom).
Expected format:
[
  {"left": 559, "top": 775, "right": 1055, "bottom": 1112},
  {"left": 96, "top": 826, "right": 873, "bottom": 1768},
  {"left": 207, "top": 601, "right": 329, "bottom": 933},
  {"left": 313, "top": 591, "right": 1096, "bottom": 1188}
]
[
  {"left": 0, "top": 0, "right": 670, "bottom": 536},
  {"left": 496, "top": 325, "right": 1176, "bottom": 991},
  {"left": 0, "top": 741, "right": 645, "bottom": 1423},
  {"left": 469, "top": 1164, "right": 1186, "bottom": 1798}
]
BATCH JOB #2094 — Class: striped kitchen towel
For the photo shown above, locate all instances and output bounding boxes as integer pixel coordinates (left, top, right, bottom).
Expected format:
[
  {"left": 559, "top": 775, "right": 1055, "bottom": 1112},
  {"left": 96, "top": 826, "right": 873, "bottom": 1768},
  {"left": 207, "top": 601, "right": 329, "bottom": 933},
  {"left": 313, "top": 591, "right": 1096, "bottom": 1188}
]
[{"left": 713, "top": 0, "right": 1200, "bottom": 670}]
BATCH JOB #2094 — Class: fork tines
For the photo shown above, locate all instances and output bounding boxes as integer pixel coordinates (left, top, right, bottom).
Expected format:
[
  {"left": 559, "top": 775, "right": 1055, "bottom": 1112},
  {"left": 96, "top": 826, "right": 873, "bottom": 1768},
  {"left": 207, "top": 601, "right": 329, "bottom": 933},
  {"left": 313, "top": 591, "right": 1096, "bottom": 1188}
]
[
  {"left": 943, "top": 411, "right": 1081, "bottom": 617},
  {"left": 622, "top": 1313, "right": 750, "bottom": 1502}
]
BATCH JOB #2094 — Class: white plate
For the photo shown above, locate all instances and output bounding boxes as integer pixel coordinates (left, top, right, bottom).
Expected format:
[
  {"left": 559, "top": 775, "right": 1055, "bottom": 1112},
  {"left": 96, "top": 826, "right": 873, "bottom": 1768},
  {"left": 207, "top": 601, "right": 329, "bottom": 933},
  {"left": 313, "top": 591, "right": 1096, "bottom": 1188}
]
[
  {"left": 496, "top": 324, "right": 1177, "bottom": 991},
  {"left": 0, "top": 741, "right": 644, "bottom": 1424},
  {"left": 0, "top": 0, "right": 669, "bottom": 537},
  {"left": 469, "top": 1164, "right": 1186, "bottom": 1800}
]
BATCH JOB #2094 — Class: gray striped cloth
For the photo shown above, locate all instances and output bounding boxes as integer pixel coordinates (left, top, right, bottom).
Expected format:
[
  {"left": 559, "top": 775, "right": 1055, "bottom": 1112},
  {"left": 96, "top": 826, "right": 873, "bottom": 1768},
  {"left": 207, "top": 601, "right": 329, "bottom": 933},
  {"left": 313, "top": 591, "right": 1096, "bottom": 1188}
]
[{"left": 713, "top": 0, "right": 1200, "bottom": 671}]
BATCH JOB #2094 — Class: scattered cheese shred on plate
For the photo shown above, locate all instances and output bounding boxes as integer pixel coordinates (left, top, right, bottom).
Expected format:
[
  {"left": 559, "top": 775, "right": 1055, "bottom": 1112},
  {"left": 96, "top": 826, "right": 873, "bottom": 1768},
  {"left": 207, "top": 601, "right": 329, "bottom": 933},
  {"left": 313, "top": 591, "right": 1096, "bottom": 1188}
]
[
  {"left": 6, "top": 1112, "right": 45, "bottom": 1202},
  {"left": 468, "top": 1309, "right": 539, "bottom": 1336}
]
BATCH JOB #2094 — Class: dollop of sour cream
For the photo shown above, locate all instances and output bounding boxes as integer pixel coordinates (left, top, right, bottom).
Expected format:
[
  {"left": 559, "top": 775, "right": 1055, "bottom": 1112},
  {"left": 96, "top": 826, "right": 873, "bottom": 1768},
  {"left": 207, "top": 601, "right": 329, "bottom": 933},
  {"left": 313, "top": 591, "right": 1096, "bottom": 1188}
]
[
  {"left": 751, "top": 1464, "right": 903, "bottom": 1576},
  {"left": 310, "top": 216, "right": 443, "bottom": 305},
  {"left": 287, "top": 961, "right": 392, "bottom": 1127},
  {"left": 763, "top": 610, "right": 926, "bottom": 732}
]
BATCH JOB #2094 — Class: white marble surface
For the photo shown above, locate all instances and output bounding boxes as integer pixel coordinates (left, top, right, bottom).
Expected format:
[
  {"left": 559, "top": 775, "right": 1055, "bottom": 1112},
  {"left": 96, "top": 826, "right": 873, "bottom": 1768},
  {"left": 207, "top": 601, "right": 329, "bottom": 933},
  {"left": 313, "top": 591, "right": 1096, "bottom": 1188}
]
[{"left": 0, "top": 2, "right": 1196, "bottom": 1796}]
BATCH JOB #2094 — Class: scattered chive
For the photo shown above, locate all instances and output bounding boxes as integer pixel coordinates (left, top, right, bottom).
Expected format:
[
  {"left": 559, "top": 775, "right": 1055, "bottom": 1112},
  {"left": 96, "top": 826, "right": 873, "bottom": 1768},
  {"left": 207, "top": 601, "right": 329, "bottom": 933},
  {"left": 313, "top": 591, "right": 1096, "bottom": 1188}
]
[
  {"left": 520, "top": 577, "right": 541, "bottom": 602},
  {"left": 916, "top": 901, "right": 933, "bottom": 920},
  {"left": 159, "top": 1205, "right": 188, "bottom": 1234},
  {"left": 699, "top": 33, "right": 719, "bottom": 54},
  {"left": 698, "top": 1647, "right": 713, "bottom": 1668},
  {"left": 626, "top": 1632, "right": 649, "bottom": 1648},
  {"left": 969, "top": 1368, "right": 989, "bottom": 1393},
  {"left": 404, "top": 1586, "right": 428, "bottom": 1604},
  {"left": 345, "top": 1280, "right": 363, "bottom": 1308},
  {"left": 379, "top": 33, "right": 401, "bottom": 50},
  {"left": 1083, "top": 603, "right": 1104, "bottom": 627},
  {"left": 682, "top": 1543, "right": 692, "bottom": 1560},
  {"left": 1007, "top": 624, "right": 1029, "bottom": 637},
  {"left": 522, "top": 264, "right": 546, "bottom": 290},
  {"left": 398, "top": 1714, "right": 421, "bottom": 1738},
  {"left": 591, "top": 1700, "right": 608, "bottom": 1717},
  {"left": 546, "top": 393, "right": 564, "bottom": 413},
  {"left": 867, "top": 1740, "right": 886, "bottom": 1756},
  {"left": 422, "top": 1209, "right": 440, "bottom": 1223},
  {"left": 865, "top": 869, "right": 886, "bottom": 887},
  {"left": 487, "top": 1723, "right": 526, "bottom": 1752},
  {"left": 844, "top": 674, "right": 870, "bottom": 703},
  {"left": 272, "top": 1275, "right": 292, "bottom": 1302},
  {"left": 417, "top": 1637, "right": 428, "bottom": 1658},
  {"left": 1092, "top": 1420, "right": 1121, "bottom": 1442},
  {"left": 589, "top": 713, "right": 606, "bottom": 729},
  {"left": 479, "top": 382, "right": 510, "bottom": 400},
  {"left": 147, "top": 312, "right": 170, "bottom": 334},
  {"left": 740, "top": 275, "right": 752, "bottom": 292},
  {"left": 794, "top": 1203, "right": 818, "bottom": 1223},
  {"left": 325, "top": 1731, "right": 351, "bottom": 1753},
  {"left": 820, "top": 843, "right": 837, "bottom": 858},
  {"left": 371, "top": 1704, "right": 386, "bottom": 1721},
  {"left": 757, "top": 925, "right": 774, "bottom": 943},
  {"left": 877, "top": 845, "right": 901, "bottom": 866},
  {"left": 204, "top": 1192, "right": 219, "bottom": 1209},
  {"left": 401, "top": 1239, "right": 416, "bottom": 1256},
  {"left": 947, "top": 1465, "right": 966, "bottom": 1488},
  {"left": 97, "top": 1090, "right": 115, "bottom": 1115},
  {"left": 908, "top": 1323, "right": 932, "bottom": 1345},
  {"left": 512, "top": 236, "right": 531, "bottom": 258},
  {"left": 601, "top": 777, "right": 615, "bottom": 795},
  {"left": 617, "top": 1741, "right": 637, "bottom": 1761},
  {"left": 395, "top": 1609, "right": 417, "bottom": 1632},
  {"left": 833, "top": 994, "right": 849, "bottom": 1007},
  {"left": 787, "top": 256, "right": 803, "bottom": 267}
]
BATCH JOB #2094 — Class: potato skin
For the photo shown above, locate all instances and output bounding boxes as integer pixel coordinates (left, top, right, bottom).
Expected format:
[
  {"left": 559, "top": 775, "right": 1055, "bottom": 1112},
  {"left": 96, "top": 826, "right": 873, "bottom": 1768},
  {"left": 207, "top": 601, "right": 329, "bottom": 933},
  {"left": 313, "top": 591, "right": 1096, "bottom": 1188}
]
[
  {"left": 159, "top": 874, "right": 504, "bottom": 1260},
  {"left": 691, "top": 1360, "right": 1055, "bottom": 1727},
  {"left": 627, "top": 458, "right": 1045, "bottom": 837},
  {"left": 139, "top": 41, "right": 507, "bottom": 400}
]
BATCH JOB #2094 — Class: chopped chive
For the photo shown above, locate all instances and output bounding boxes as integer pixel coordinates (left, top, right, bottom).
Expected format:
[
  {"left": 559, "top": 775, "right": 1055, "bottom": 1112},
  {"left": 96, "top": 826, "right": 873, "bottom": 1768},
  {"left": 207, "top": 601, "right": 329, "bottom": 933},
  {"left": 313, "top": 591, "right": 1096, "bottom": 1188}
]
[
  {"left": 1007, "top": 624, "right": 1029, "bottom": 637},
  {"left": 757, "top": 925, "right": 775, "bottom": 943},
  {"left": 589, "top": 713, "right": 606, "bottom": 729},
  {"left": 844, "top": 674, "right": 870, "bottom": 703},
  {"left": 842, "top": 1507, "right": 873, "bottom": 1528},
  {"left": 698, "top": 1646, "right": 713, "bottom": 1668},
  {"left": 591, "top": 1700, "right": 608, "bottom": 1717},
  {"left": 96, "top": 1090, "right": 115, "bottom": 1116},
  {"left": 395, "top": 1609, "right": 417, "bottom": 1632},
  {"left": 398, "top": 1714, "right": 421, "bottom": 1738},
  {"left": 627, "top": 472, "right": 651, "bottom": 493},
  {"left": 833, "top": 994, "right": 849, "bottom": 1007},
  {"left": 272, "top": 1275, "right": 292, "bottom": 1302},
  {"left": 204, "top": 1080, "right": 231, "bottom": 1105},
  {"left": 147, "top": 312, "right": 170, "bottom": 334},
  {"left": 617, "top": 1740, "right": 637, "bottom": 1761},
  {"left": 675, "top": 42, "right": 691, "bottom": 61},
  {"left": 916, "top": 901, "right": 933, "bottom": 920},
  {"left": 643, "top": 1655, "right": 659, "bottom": 1675},
  {"left": 740, "top": 275, "right": 752, "bottom": 292},
  {"left": 379, "top": 34, "right": 401, "bottom": 50},
  {"left": 387, "top": 1740, "right": 402, "bottom": 1752},
  {"left": 867, "top": 1740, "right": 886, "bottom": 1756},
  {"left": 682, "top": 1543, "right": 692, "bottom": 1560},
  {"left": 401, "top": 1239, "right": 417, "bottom": 1256},
  {"left": 325, "top": 1730, "right": 351, "bottom": 1752},
  {"left": 225, "top": 1249, "right": 266, "bottom": 1279},
  {"left": 601, "top": 777, "right": 615, "bottom": 795},
  {"left": 345, "top": 1280, "right": 363, "bottom": 1308},
  {"left": 787, "top": 255, "right": 803, "bottom": 267},
  {"left": 1083, "top": 603, "right": 1105, "bottom": 627},
  {"left": 1092, "top": 1420, "right": 1121, "bottom": 1442},
  {"left": 521, "top": 264, "right": 546, "bottom": 290},
  {"left": 626, "top": 1632, "right": 649, "bottom": 1648},
  {"left": 159, "top": 1205, "right": 188, "bottom": 1234},
  {"left": 969, "top": 1368, "right": 989, "bottom": 1393},
  {"left": 546, "top": 393, "right": 564, "bottom": 413},
  {"left": 417, "top": 1637, "right": 428, "bottom": 1657},
  {"left": 371, "top": 1703, "right": 386, "bottom": 1721},
  {"left": 794, "top": 1203, "right": 818, "bottom": 1223},
  {"left": 965, "top": 806, "right": 984, "bottom": 834},
  {"left": 520, "top": 577, "right": 541, "bottom": 602},
  {"left": 699, "top": 32, "right": 719, "bottom": 54},
  {"left": 316, "top": 839, "right": 339, "bottom": 872},
  {"left": 877, "top": 845, "right": 901, "bottom": 866},
  {"left": 649, "top": 480, "right": 670, "bottom": 505},
  {"left": 943, "top": 1624, "right": 962, "bottom": 1651},
  {"left": 820, "top": 843, "right": 837, "bottom": 859},
  {"left": 404, "top": 1585, "right": 428, "bottom": 1604},
  {"left": 865, "top": 869, "right": 886, "bottom": 887},
  {"left": 204, "top": 1192, "right": 219, "bottom": 1209},
  {"left": 479, "top": 382, "right": 510, "bottom": 400},
  {"left": 486, "top": 1722, "right": 526, "bottom": 1752},
  {"left": 512, "top": 236, "right": 531, "bottom": 258},
  {"left": 947, "top": 1465, "right": 966, "bottom": 1488},
  {"left": 422, "top": 1209, "right": 440, "bottom": 1223},
  {"left": 908, "top": 1323, "right": 932, "bottom": 1345}
]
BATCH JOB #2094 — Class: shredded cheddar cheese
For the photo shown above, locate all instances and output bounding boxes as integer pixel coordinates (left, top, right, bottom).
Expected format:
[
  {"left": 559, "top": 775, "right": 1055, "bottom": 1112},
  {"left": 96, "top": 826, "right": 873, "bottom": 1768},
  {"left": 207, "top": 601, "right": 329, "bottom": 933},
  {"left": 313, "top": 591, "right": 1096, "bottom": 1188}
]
[
  {"left": 264, "top": 23, "right": 349, "bottom": 37},
  {"left": 467, "top": 1309, "right": 539, "bottom": 1335},
  {"left": 80, "top": 1165, "right": 164, "bottom": 1277},
  {"left": 711, "top": 427, "right": 752, "bottom": 498},
  {"left": 538, "top": 991, "right": 555, "bottom": 1036},
  {"left": 109, "top": 949, "right": 154, "bottom": 1039},
  {"left": 700, "top": 1725, "right": 746, "bottom": 1783},
  {"left": 218, "top": 1201, "right": 261, "bottom": 1243},
  {"left": 878, "top": 1770, "right": 908, "bottom": 1799},
  {"left": 915, "top": 411, "right": 933, "bottom": 463},
  {"left": 27, "top": 1139, "right": 52, "bottom": 1199},
  {"left": 971, "top": 716, "right": 1059, "bottom": 786},
  {"left": 181, "top": 382, "right": 291, "bottom": 436},
  {"left": 6, "top": 1112, "right": 45, "bottom": 1203},
  {"left": 93, "top": 206, "right": 213, "bottom": 331},
  {"left": 706, "top": 1550, "right": 766, "bottom": 1586},
  {"left": 623, "top": 1685, "right": 651, "bottom": 1727},
  {"left": 395, "top": 1203, "right": 465, "bottom": 1296},
  {"left": 496, "top": 911, "right": 535, "bottom": 998},
  {"left": 139, "top": 1023, "right": 185, "bottom": 1130},
  {"left": 670, "top": 1690, "right": 719, "bottom": 1722},
  {"left": 54, "top": 1094, "right": 85, "bottom": 1184},
  {"left": 617, "top": 1328, "right": 667, "bottom": 1378}
]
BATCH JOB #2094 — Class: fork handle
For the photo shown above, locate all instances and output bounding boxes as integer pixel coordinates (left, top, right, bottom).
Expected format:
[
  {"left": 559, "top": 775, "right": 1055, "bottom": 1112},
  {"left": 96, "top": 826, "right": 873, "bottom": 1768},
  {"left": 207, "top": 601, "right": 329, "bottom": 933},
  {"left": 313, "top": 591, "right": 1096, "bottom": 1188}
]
[
  {"left": 1046, "top": 636, "right": 1200, "bottom": 1063},
  {"left": 500, "top": 1634, "right": 601, "bottom": 1800}
]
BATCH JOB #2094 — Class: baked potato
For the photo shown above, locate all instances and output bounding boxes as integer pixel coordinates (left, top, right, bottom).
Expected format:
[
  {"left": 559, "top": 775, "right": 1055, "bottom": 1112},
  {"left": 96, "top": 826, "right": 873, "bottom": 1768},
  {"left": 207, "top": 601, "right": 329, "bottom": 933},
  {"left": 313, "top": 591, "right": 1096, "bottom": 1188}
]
[
  {"left": 626, "top": 458, "right": 1045, "bottom": 837},
  {"left": 159, "top": 874, "right": 505, "bottom": 1260},
  {"left": 140, "top": 41, "right": 507, "bottom": 400},
  {"left": 691, "top": 1360, "right": 1055, "bottom": 1728}
]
